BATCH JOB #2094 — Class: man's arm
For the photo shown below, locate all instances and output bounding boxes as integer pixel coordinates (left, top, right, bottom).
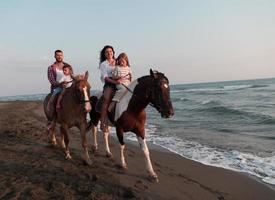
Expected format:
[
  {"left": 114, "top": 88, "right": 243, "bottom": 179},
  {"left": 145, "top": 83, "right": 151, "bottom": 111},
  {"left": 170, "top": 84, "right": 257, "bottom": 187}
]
[{"left": 47, "top": 66, "right": 59, "bottom": 87}]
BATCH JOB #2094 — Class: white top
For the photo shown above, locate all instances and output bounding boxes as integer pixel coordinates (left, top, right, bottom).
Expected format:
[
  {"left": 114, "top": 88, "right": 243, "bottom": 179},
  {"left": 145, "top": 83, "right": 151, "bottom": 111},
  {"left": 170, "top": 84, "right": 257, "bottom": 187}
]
[
  {"left": 99, "top": 60, "right": 116, "bottom": 83},
  {"left": 59, "top": 75, "right": 73, "bottom": 88},
  {"left": 56, "top": 68, "right": 64, "bottom": 82},
  {"left": 113, "top": 65, "right": 132, "bottom": 86}
]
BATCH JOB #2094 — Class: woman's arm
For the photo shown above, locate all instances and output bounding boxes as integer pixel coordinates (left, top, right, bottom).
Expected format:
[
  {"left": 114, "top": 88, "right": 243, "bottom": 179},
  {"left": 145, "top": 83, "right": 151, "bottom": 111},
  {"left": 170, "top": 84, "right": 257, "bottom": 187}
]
[{"left": 105, "top": 77, "right": 120, "bottom": 84}]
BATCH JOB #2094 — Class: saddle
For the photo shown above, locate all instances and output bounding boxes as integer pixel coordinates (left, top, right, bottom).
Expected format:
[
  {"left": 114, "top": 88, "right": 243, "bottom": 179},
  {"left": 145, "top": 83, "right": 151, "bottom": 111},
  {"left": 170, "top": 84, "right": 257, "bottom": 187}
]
[
  {"left": 95, "top": 86, "right": 131, "bottom": 123},
  {"left": 95, "top": 80, "right": 137, "bottom": 123}
]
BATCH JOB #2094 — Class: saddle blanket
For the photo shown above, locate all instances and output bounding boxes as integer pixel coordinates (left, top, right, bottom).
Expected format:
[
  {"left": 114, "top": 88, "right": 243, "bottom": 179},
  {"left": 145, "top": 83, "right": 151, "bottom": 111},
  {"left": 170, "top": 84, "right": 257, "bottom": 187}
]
[{"left": 112, "top": 80, "right": 138, "bottom": 121}]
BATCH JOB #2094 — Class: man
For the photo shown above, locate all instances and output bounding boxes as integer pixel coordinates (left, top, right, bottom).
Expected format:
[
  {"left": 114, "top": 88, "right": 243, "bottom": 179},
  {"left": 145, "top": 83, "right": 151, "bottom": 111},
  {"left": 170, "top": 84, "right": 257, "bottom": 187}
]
[
  {"left": 48, "top": 50, "right": 69, "bottom": 92},
  {"left": 47, "top": 50, "right": 72, "bottom": 121}
]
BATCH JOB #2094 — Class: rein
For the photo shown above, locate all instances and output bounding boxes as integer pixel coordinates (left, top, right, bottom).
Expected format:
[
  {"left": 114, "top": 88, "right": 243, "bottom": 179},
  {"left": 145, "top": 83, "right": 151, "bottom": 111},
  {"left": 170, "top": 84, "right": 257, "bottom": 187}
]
[{"left": 121, "top": 83, "right": 159, "bottom": 110}]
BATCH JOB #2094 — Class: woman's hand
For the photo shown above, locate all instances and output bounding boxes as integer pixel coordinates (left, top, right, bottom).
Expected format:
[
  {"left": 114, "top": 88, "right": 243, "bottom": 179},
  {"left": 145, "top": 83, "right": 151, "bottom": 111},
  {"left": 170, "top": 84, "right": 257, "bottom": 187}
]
[{"left": 116, "top": 78, "right": 124, "bottom": 84}]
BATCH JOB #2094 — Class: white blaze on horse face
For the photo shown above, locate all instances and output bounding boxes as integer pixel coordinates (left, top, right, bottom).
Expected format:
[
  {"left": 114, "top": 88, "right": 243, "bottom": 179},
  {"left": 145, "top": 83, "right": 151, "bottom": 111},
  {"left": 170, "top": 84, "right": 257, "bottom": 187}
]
[
  {"left": 163, "top": 83, "right": 168, "bottom": 89},
  {"left": 83, "top": 86, "right": 91, "bottom": 112}
]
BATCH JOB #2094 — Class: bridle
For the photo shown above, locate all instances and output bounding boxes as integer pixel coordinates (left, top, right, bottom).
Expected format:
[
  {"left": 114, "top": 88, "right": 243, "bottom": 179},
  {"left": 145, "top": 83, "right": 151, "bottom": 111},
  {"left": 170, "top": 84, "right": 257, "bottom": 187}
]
[
  {"left": 72, "top": 79, "right": 92, "bottom": 104},
  {"left": 121, "top": 77, "right": 166, "bottom": 112}
]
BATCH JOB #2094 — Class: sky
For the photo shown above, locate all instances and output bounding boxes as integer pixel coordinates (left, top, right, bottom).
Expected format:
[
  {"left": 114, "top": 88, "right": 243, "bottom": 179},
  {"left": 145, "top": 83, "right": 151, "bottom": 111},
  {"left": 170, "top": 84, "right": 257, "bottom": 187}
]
[{"left": 0, "top": 0, "right": 275, "bottom": 96}]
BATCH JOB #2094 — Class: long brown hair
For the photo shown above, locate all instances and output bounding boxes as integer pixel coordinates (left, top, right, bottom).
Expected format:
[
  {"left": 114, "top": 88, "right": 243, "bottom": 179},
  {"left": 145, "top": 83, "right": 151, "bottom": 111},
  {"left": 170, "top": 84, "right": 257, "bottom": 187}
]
[{"left": 99, "top": 45, "right": 115, "bottom": 64}]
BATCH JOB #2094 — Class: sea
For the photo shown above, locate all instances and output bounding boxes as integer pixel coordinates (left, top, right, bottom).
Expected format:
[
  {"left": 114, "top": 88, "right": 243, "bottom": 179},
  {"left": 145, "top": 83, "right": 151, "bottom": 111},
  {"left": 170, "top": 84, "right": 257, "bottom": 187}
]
[{"left": 1, "top": 78, "right": 275, "bottom": 186}]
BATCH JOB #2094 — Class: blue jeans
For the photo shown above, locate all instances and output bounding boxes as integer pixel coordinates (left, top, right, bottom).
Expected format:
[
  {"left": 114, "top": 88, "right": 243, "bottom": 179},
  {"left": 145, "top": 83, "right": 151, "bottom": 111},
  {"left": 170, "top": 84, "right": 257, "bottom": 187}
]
[
  {"left": 116, "top": 84, "right": 124, "bottom": 90},
  {"left": 52, "top": 87, "right": 62, "bottom": 96}
]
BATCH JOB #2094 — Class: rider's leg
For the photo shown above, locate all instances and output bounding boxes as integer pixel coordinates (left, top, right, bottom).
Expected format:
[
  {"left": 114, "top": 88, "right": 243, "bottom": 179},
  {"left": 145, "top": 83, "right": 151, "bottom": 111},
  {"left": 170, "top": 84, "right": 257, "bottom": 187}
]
[
  {"left": 47, "top": 94, "right": 55, "bottom": 112},
  {"left": 56, "top": 89, "right": 65, "bottom": 109},
  {"left": 47, "top": 87, "right": 62, "bottom": 130},
  {"left": 100, "top": 86, "right": 114, "bottom": 132},
  {"left": 47, "top": 87, "right": 62, "bottom": 111}
]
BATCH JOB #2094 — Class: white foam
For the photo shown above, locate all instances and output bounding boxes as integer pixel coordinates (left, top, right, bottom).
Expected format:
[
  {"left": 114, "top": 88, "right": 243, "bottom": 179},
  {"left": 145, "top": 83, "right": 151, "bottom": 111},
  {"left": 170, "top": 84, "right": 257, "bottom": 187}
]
[
  {"left": 125, "top": 128, "right": 275, "bottom": 186},
  {"left": 184, "top": 84, "right": 254, "bottom": 93},
  {"left": 223, "top": 85, "right": 252, "bottom": 90}
]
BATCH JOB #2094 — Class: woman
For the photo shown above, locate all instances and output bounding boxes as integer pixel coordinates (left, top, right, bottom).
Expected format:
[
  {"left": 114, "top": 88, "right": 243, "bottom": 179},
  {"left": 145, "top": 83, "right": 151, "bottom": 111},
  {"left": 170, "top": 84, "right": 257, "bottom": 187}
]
[{"left": 99, "top": 45, "right": 121, "bottom": 132}]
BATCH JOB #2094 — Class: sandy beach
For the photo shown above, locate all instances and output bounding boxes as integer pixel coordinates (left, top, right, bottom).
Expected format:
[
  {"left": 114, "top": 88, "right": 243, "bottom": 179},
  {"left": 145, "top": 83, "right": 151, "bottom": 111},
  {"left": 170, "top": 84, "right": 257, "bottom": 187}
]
[{"left": 0, "top": 101, "right": 274, "bottom": 200}]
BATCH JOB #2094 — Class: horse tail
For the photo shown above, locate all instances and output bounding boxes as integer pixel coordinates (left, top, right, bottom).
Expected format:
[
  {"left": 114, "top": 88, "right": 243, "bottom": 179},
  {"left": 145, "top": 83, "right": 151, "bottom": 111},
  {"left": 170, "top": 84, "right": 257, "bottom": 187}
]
[{"left": 87, "top": 96, "right": 100, "bottom": 128}]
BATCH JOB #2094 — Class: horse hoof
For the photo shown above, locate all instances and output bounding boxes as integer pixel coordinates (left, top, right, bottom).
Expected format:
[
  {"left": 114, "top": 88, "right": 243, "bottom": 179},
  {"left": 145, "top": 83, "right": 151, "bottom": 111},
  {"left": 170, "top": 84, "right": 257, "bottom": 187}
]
[
  {"left": 60, "top": 142, "right": 66, "bottom": 149},
  {"left": 48, "top": 139, "right": 57, "bottom": 146},
  {"left": 84, "top": 159, "right": 93, "bottom": 166},
  {"left": 91, "top": 145, "right": 98, "bottom": 152},
  {"left": 148, "top": 174, "right": 159, "bottom": 183},
  {"left": 66, "top": 154, "right": 72, "bottom": 160},
  {"left": 106, "top": 152, "right": 113, "bottom": 158},
  {"left": 121, "top": 163, "right": 128, "bottom": 170}
]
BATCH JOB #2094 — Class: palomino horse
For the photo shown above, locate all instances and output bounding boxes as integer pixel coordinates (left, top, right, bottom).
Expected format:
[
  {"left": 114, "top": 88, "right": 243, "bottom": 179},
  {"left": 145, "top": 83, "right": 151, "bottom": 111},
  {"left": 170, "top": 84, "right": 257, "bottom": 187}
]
[
  {"left": 88, "top": 69, "right": 174, "bottom": 182},
  {"left": 43, "top": 71, "right": 92, "bottom": 165}
]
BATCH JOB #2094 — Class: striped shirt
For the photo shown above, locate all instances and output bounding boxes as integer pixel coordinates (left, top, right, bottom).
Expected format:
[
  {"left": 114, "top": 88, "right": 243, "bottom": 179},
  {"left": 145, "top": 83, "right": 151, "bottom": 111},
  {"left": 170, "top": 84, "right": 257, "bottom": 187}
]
[{"left": 113, "top": 66, "right": 132, "bottom": 86}]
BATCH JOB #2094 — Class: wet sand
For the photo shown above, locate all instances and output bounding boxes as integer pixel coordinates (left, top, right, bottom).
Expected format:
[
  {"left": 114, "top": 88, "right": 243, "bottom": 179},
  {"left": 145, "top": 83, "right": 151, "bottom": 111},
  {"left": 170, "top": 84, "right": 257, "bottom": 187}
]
[{"left": 0, "top": 101, "right": 274, "bottom": 200}]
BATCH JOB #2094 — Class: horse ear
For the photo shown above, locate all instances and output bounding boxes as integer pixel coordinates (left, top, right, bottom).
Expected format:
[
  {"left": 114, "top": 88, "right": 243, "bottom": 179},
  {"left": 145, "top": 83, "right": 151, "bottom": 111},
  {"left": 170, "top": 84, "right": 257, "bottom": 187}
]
[
  {"left": 84, "top": 71, "right": 89, "bottom": 80},
  {"left": 150, "top": 68, "right": 157, "bottom": 79}
]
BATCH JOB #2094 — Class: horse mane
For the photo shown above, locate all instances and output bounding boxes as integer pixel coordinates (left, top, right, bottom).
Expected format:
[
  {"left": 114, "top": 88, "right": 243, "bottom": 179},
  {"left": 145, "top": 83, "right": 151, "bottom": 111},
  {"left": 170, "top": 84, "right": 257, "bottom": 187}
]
[
  {"left": 137, "top": 71, "right": 169, "bottom": 84},
  {"left": 71, "top": 74, "right": 91, "bottom": 88},
  {"left": 73, "top": 74, "right": 85, "bottom": 81}
]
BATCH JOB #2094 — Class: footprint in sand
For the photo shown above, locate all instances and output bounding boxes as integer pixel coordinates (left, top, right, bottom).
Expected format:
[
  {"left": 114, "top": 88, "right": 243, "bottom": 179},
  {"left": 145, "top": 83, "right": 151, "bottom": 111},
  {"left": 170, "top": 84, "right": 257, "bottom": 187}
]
[{"left": 134, "top": 180, "right": 149, "bottom": 191}]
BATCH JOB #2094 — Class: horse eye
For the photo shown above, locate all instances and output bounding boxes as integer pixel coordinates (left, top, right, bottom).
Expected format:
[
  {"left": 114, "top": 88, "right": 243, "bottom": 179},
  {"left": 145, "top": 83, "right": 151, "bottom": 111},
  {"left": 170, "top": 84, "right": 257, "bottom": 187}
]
[{"left": 163, "top": 83, "right": 168, "bottom": 89}]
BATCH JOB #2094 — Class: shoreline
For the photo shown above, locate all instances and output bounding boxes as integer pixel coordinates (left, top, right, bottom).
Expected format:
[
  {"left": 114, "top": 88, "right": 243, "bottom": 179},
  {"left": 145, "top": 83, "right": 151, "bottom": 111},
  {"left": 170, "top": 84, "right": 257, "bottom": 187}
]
[
  {"left": 123, "top": 135, "right": 275, "bottom": 191},
  {"left": 1, "top": 100, "right": 275, "bottom": 199}
]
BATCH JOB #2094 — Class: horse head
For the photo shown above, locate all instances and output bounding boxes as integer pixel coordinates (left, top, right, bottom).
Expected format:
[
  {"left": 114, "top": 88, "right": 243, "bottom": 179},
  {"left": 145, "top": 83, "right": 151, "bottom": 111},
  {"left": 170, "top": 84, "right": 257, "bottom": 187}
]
[
  {"left": 149, "top": 69, "right": 174, "bottom": 118},
  {"left": 72, "top": 71, "right": 92, "bottom": 113}
]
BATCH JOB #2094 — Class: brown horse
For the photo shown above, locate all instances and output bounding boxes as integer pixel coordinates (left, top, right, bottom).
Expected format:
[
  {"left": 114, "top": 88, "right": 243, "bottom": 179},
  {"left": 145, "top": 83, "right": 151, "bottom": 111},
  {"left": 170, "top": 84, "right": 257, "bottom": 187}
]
[
  {"left": 43, "top": 71, "right": 92, "bottom": 165},
  {"left": 88, "top": 69, "right": 174, "bottom": 182}
]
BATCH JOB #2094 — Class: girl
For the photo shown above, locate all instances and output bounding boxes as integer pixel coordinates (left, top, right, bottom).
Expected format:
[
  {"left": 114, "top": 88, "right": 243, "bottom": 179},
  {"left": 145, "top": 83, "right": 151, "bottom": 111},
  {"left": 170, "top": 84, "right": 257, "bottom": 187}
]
[{"left": 112, "top": 53, "right": 132, "bottom": 90}]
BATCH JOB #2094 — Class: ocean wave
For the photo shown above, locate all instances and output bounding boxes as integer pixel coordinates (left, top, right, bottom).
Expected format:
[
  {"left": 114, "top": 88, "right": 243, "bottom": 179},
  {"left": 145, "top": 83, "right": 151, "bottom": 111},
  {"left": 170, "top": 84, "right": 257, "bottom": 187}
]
[
  {"left": 180, "top": 97, "right": 190, "bottom": 102},
  {"left": 134, "top": 135, "right": 275, "bottom": 186},
  {"left": 0, "top": 94, "right": 47, "bottom": 101},
  {"left": 170, "top": 90, "right": 185, "bottom": 93},
  {"left": 192, "top": 102, "right": 275, "bottom": 125},
  {"left": 183, "top": 84, "right": 268, "bottom": 93},
  {"left": 201, "top": 100, "right": 222, "bottom": 106},
  {"left": 195, "top": 104, "right": 245, "bottom": 116},
  {"left": 109, "top": 116, "right": 275, "bottom": 185}
]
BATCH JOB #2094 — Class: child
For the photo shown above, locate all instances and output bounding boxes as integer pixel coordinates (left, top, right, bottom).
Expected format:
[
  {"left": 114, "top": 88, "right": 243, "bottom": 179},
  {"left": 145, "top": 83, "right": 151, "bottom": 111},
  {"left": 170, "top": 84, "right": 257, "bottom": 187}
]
[
  {"left": 47, "top": 64, "right": 73, "bottom": 112},
  {"left": 112, "top": 53, "right": 132, "bottom": 90},
  {"left": 110, "top": 53, "right": 133, "bottom": 104},
  {"left": 56, "top": 64, "right": 73, "bottom": 109}
]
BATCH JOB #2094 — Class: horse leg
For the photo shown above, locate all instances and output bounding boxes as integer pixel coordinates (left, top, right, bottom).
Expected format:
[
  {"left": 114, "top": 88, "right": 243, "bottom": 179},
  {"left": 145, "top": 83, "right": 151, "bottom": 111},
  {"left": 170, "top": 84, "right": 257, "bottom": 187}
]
[
  {"left": 116, "top": 127, "right": 127, "bottom": 169},
  {"left": 60, "top": 132, "right": 65, "bottom": 149},
  {"left": 60, "top": 125, "right": 71, "bottom": 159},
  {"left": 137, "top": 136, "right": 159, "bottom": 183},
  {"left": 91, "top": 125, "right": 98, "bottom": 152},
  {"left": 80, "top": 126, "right": 92, "bottom": 166},
  {"left": 103, "top": 130, "right": 112, "bottom": 157},
  {"left": 48, "top": 124, "right": 57, "bottom": 146}
]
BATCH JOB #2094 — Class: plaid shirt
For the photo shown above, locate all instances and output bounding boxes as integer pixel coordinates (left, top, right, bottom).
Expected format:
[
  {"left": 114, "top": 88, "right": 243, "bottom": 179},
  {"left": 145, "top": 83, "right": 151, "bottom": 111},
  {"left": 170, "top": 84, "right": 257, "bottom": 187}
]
[{"left": 47, "top": 62, "right": 71, "bottom": 92}]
